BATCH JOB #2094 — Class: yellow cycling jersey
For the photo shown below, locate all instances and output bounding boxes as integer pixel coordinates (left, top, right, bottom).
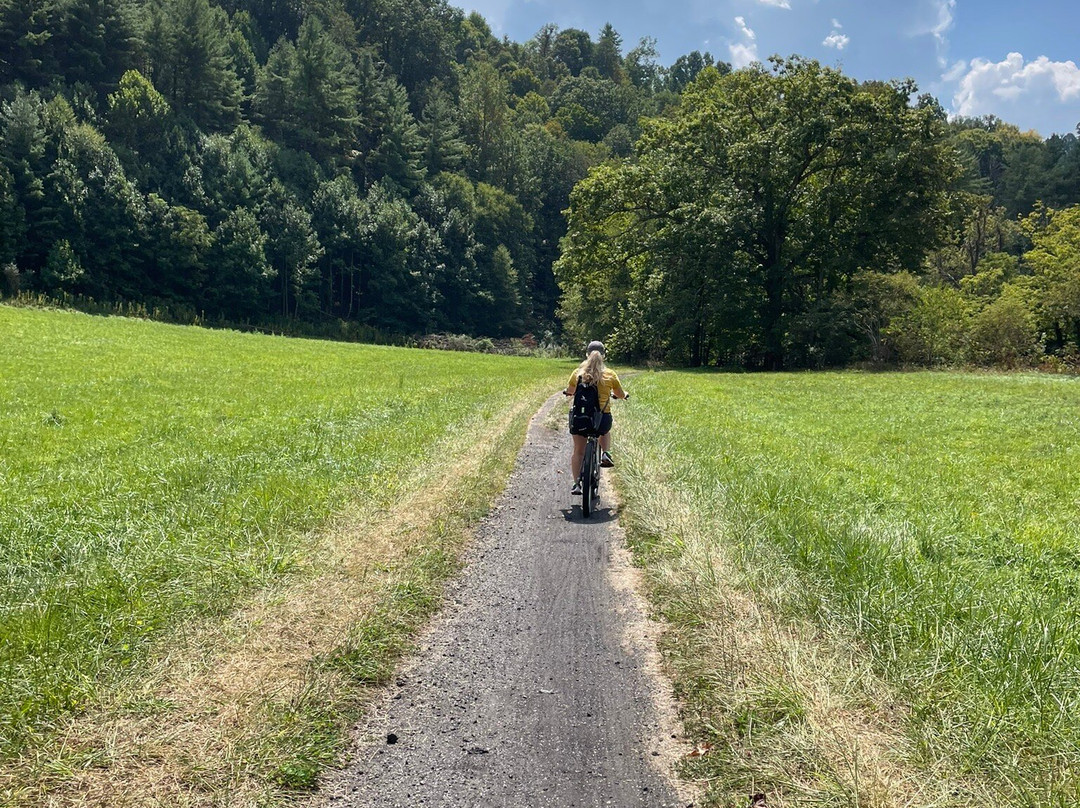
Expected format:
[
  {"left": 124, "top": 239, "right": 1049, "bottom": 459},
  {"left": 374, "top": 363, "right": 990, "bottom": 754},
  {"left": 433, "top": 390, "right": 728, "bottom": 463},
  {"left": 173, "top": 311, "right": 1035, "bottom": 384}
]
[{"left": 566, "top": 368, "right": 624, "bottom": 413}]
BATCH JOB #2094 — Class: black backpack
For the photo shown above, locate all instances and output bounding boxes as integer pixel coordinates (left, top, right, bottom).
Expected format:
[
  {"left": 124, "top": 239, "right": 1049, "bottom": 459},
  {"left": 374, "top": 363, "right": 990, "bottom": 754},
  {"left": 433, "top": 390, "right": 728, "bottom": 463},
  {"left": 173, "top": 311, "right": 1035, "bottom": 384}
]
[{"left": 569, "top": 375, "right": 603, "bottom": 434}]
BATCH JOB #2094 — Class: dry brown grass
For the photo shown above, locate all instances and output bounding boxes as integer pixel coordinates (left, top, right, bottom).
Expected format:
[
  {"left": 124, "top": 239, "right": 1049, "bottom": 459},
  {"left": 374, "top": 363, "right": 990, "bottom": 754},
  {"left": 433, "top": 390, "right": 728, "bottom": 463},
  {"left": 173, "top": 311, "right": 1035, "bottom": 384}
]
[
  {"left": 3, "top": 393, "right": 543, "bottom": 808},
  {"left": 615, "top": 448, "right": 994, "bottom": 808}
]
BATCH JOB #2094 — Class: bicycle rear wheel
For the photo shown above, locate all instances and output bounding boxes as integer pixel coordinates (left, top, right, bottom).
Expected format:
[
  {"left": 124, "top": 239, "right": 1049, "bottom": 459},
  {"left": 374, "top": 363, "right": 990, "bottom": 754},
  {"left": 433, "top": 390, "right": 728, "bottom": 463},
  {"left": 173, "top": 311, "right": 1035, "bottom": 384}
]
[
  {"left": 581, "top": 439, "right": 596, "bottom": 517},
  {"left": 590, "top": 442, "right": 601, "bottom": 505}
]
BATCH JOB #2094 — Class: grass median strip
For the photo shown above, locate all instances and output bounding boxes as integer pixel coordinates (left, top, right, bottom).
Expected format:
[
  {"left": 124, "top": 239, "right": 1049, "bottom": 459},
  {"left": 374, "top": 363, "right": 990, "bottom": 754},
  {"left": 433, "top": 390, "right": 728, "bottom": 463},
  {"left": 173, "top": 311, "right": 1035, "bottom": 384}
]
[
  {"left": 0, "top": 304, "right": 564, "bottom": 805},
  {"left": 615, "top": 370, "right": 1080, "bottom": 808}
]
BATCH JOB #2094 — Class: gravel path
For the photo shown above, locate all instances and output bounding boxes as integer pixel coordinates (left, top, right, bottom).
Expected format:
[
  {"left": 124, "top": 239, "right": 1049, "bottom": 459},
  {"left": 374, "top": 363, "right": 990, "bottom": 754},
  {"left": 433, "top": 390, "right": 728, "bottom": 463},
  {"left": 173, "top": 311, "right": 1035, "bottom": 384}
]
[{"left": 319, "top": 396, "right": 690, "bottom": 808}]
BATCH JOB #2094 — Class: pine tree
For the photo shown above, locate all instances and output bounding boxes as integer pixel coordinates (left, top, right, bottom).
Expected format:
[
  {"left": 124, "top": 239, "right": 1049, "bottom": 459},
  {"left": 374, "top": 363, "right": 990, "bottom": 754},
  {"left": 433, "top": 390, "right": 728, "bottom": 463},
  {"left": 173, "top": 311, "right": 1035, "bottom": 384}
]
[
  {"left": 255, "top": 19, "right": 358, "bottom": 162},
  {"left": 289, "top": 17, "right": 359, "bottom": 160},
  {"left": 0, "top": 0, "right": 61, "bottom": 87},
  {"left": 57, "top": 0, "right": 139, "bottom": 97},
  {"left": 367, "top": 79, "right": 424, "bottom": 191},
  {"left": 228, "top": 25, "right": 259, "bottom": 117},
  {"left": 147, "top": 0, "right": 243, "bottom": 132},
  {"left": 592, "top": 23, "right": 623, "bottom": 83},
  {"left": 253, "top": 37, "right": 294, "bottom": 143},
  {"left": 419, "top": 82, "right": 468, "bottom": 175}
]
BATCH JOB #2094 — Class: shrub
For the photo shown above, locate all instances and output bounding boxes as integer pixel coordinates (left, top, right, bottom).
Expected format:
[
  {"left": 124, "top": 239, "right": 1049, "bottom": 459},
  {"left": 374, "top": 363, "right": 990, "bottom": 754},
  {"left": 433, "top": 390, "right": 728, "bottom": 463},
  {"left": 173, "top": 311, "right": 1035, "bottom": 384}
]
[
  {"left": 848, "top": 270, "right": 922, "bottom": 363},
  {"left": 967, "top": 285, "right": 1041, "bottom": 367},
  {"left": 884, "top": 284, "right": 969, "bottom": 365},
  {"left": 0, "top": 263, "right": 19, "bottom": 297},
  {"left": 785, "top": 297, "right": 862, "bottom": 368}
]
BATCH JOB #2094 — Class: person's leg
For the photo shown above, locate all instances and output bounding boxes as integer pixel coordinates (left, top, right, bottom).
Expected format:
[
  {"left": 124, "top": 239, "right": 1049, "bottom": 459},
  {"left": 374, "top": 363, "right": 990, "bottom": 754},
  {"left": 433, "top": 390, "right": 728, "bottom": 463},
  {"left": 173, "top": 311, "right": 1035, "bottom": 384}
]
[
  {"left": 599, "top": 413, "right": 614, "bottom": 450},
  {"left": 599, "top": 414, "right": 614, "bottom": 465},
  {"left": 571, "top": 434, "right": 586, "bottom": 479}
]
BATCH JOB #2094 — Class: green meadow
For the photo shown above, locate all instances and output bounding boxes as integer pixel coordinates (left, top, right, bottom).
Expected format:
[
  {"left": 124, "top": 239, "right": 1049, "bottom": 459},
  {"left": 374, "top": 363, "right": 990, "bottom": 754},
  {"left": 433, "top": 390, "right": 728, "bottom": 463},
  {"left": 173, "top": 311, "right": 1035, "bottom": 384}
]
[
  {"left": 10, "top": 302, "right": 1080, "bottom": 806},
  {"left": 0, "top": 304, "right": 564, "bottom": 759},
  {"left": 618, "top": 371, "right": 1080, "bottom": 806}
]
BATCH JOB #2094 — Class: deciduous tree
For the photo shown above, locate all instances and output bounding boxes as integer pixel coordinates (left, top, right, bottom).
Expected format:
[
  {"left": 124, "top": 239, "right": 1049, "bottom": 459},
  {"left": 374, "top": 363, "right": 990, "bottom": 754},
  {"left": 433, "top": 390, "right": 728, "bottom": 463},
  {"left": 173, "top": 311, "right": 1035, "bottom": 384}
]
[
  {"left": 1023, "top": 204, "right": 1080, "bottom": 345},
  {"left": 558, "top": 58, "right": 959, "bottom": 367}
]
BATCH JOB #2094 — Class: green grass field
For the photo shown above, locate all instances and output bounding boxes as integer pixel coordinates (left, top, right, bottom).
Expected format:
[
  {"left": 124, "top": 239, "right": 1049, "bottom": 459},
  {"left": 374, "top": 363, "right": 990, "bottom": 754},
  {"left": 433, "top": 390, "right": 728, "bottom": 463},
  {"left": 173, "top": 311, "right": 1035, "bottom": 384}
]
[
  {"left": 617, "top": 370, "right": 1080, "bottom": 806},
  {"left": 0, "top": 304, "right": 565, "bottom": 761},
  {"left": 12, "top": 304, "right": 1080, "bottom": 806}
]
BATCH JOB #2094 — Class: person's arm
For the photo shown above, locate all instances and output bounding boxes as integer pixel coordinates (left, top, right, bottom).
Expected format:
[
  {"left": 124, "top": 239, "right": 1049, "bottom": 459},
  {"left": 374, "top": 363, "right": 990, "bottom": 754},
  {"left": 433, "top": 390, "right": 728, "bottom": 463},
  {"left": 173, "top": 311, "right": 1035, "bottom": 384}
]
[
  {"left": 564, "top": 370, "right": 578, "bottom": 396},
  {"left": 611, "top": 374, "right": 628, "bottom": 399}
]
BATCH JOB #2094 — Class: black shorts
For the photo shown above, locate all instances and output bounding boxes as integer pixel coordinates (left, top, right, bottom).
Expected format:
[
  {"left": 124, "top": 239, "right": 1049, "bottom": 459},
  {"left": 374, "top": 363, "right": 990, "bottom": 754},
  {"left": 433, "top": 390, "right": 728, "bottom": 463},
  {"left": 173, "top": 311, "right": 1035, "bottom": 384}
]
[{"left": 569, "top": 411, "right": 613, "bottom": 436}]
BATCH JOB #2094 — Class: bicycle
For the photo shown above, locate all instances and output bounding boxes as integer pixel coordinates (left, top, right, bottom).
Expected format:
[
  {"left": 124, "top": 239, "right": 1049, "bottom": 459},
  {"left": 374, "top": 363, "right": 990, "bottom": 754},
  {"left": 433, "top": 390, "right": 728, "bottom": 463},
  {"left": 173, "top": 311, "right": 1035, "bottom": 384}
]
[{"left": 564, "top": 391, "right": 628, "bottom": 518}]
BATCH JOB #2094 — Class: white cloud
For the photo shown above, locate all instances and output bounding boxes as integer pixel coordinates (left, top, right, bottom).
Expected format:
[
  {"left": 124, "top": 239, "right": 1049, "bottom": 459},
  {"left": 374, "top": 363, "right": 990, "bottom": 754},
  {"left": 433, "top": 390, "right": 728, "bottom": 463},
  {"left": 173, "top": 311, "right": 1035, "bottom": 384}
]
[
  {"left": 931, "top": 0, "right": 955, "bottom": 66},
  {"left": 757, "top": 0, "right": 791, "bottom": 7},
  {"left": 942, "top": 59, "right": 967, "bottom": 83},
  {"left": 730, "top": 43, "right": 759, "bottom": 67},
  {"left": 910, "top": 0, "right": 955, "bottom": 67},
  {"left": 822, "top": 17, "right": 847, "bottom": 50},
  {"left": 951, "top": 53, "right": 1080, "bottom": 131},
  {"left": 823, "top": 31, "right": 849, "bottom": 50},
  {"left": 931, "top": 0, "right": 955, "bottom": 42},
  {"left": 730, "top": 16, "right": 759, "bottom": 68}
]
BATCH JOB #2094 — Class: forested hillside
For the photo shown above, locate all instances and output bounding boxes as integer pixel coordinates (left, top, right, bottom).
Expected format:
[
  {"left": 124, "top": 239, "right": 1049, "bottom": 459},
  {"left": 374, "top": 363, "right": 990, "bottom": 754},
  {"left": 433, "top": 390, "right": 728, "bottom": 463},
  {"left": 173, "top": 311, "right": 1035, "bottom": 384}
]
[
  {"left": 1, "top": 0, "right": 1078, "bottom": 365},
  {"left": 0, "top": 0, "right": 724, "bottom": 338}
]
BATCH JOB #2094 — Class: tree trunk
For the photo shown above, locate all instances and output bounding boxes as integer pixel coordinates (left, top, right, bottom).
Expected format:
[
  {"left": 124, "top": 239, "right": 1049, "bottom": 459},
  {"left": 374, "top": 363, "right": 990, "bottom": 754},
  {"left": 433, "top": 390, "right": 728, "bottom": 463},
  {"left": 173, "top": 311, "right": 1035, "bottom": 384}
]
[
  {"left": 281, "top": 263, "right": 288, "bottom": 317},
  {"left": 762, "top": 263, "right": 785, "bottom": 370},
  {"left": 347, "top": 257, "right": 355, "bottom": 320},
  {"left": 761, "top": 212, "right": 786, "bottom": 371}
]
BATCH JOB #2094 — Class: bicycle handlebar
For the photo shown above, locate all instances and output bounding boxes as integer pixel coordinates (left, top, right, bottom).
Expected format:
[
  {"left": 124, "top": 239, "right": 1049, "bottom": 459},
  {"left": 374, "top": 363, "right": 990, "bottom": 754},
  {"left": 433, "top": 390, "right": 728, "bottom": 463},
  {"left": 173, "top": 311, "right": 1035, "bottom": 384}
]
[{"left": 561, "top": 389, "right": 630, "bottom": 400}]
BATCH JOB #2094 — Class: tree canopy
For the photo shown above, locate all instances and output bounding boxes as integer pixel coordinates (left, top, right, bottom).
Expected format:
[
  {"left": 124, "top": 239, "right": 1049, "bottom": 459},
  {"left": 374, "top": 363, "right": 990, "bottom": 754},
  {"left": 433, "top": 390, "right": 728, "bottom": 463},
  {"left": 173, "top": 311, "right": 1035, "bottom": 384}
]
[{"left": 557, "top": 58, "right": 959, "bottom": 367}]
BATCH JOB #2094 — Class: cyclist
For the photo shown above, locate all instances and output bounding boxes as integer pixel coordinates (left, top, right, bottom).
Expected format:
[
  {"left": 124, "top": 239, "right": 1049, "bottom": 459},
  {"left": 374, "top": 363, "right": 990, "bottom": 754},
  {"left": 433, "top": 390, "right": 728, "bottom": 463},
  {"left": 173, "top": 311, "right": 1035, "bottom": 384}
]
[{"left": 564, "top": 340, "right": 628, "bottom": 496}]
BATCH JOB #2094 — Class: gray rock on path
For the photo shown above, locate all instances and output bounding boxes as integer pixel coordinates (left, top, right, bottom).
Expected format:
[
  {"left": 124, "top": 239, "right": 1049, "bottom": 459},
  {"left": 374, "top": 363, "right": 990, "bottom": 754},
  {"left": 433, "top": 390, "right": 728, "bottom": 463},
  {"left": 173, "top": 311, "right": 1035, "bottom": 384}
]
[{"left": 319, "top": 396, "right": 691, "bottom": 808}]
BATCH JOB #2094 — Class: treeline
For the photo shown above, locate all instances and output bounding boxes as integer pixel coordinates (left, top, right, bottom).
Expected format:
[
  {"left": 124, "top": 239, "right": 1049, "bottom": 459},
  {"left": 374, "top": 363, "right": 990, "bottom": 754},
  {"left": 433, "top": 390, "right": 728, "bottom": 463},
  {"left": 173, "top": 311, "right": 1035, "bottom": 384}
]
[
  {"left": 0, "top": 0, "right": 725, "bottom": 336},
  {"left": 884, "top": 118, "right": 1080, "bottom": 369},
  {"left": 3, "top": 0, "right": 1078, "bottom": 368},
  {"left": 557, "top": 59, "right": 1080, "bottom": 369}
]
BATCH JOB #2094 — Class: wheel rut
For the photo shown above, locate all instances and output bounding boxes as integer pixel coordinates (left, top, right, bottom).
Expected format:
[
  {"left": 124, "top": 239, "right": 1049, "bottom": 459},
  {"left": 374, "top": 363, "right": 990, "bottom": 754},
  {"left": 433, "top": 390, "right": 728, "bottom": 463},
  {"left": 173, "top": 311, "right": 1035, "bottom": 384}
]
[{"left": 319, "top": 395, "right": 691, "bottom": 808}]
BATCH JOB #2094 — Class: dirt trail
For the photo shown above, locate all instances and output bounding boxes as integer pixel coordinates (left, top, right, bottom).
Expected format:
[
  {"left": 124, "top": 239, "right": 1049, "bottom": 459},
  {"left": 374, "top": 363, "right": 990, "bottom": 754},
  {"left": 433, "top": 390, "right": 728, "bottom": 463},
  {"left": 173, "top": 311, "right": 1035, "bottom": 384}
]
[{"left": 318, "top": 395, "right": 690, "bottom": 808}]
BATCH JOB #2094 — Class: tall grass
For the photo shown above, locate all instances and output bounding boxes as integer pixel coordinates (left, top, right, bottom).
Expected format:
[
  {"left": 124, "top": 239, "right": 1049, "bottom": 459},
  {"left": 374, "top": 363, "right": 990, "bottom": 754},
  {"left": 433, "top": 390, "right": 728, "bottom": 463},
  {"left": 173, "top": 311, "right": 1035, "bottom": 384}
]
[
  {"left": 0, "top": 304, "right": 565, "bottom": 757},
  {"left": 619, "top": 370, "right": 1080, "bottom": 805}
]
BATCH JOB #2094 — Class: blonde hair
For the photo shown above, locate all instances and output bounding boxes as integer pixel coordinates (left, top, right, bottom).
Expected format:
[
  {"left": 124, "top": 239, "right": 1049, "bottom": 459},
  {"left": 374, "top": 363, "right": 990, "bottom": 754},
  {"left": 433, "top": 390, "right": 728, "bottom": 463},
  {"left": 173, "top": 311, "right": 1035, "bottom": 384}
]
[{"left": 578, "top": 350, "right": 606, "bottom": 386}]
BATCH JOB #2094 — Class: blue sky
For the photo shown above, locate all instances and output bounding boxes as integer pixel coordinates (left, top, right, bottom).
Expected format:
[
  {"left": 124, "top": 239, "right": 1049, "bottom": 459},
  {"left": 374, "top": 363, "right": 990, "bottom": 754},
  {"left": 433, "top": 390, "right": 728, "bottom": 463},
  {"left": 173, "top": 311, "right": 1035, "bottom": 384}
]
[{"left": 457, "top": 0, "right": 1080, "bottom": 137}]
